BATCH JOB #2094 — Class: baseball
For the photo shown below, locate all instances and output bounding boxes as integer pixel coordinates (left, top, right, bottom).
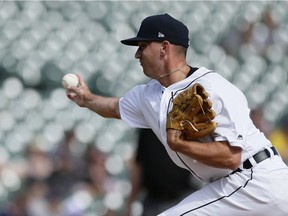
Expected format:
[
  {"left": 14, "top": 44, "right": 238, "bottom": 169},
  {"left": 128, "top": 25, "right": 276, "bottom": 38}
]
[{"left": 62, "top": 74, "right": 79, "bottom": 89}]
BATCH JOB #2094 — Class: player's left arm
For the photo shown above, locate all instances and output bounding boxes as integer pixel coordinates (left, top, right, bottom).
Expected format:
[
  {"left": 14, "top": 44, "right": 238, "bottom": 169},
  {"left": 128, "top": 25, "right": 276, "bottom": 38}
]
[{"left": 166, "top": 129, "right": 242, "bottom": 170}]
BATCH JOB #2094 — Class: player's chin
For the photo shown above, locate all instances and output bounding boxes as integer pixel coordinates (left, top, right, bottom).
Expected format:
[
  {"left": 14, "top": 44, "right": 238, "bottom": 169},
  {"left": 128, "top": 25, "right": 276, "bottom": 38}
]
[
  {"left": 144, "top": 71, "right": 156, "bottom": 79},
  {"left": 141, "top": 65, "right": 149, "bottom": 74}
]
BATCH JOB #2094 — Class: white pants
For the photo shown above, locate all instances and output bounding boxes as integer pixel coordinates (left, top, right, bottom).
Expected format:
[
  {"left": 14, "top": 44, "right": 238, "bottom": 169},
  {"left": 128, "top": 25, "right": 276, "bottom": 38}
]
[{"left": 158, "top": 156, "right": 288, "bottom": 216}]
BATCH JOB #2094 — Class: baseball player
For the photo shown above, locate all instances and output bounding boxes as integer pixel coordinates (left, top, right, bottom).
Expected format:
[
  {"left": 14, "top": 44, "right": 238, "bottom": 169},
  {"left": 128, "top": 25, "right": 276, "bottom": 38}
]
[{"left": 67, "top": 14, "right": 288, "bottom": 215}]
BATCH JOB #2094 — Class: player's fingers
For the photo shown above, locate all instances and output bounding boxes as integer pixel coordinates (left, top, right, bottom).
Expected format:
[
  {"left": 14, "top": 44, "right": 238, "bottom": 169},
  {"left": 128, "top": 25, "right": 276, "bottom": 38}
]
[
  {"left": 67, "top": 85, "right": 77, "bottom": 92},
  {"left": 167, "top": 129, "right": 182, "bottom": 150},
  {"left": 66, "top": 92, "right": 74, "bottom": 99},
  {"left": 76, "top": 74, "right": 86, "bottom": 86},
  {"left": 66, "top": 90, "right": 77, "bottom": 99}
]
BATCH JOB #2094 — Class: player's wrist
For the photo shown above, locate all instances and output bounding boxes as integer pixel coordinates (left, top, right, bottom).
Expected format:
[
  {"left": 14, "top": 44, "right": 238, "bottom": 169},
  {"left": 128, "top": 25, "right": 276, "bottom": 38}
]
[{"left": 82, "top": 91, "right": 96, "bottom": 108}]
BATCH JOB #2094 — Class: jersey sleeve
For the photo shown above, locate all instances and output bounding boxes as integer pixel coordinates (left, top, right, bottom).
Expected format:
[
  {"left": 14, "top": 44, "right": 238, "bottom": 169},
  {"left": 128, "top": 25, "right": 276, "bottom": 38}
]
[
  {"left": 209, "top": 80, "right": 250, "bottom": 148},
  {"left": 119, "top": 85, "right": 150, "bottom": 128}
]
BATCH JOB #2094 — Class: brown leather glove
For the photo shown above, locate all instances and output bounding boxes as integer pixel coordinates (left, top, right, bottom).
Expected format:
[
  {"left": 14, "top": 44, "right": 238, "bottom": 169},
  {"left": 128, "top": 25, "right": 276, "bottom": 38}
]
[{"left": 166, "top": 83, "right": 217, "bottom": 140}]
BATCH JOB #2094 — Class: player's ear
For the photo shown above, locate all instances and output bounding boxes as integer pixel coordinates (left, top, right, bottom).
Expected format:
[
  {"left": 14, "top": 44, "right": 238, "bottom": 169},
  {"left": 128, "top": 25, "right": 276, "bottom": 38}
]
[{"left": 160, "top": 41, "right": 170, "bottom": 54}]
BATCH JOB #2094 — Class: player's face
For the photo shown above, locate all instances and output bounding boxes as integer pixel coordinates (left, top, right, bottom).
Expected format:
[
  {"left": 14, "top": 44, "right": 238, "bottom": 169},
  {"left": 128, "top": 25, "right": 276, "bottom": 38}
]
[{"left": 135, "top": 41, "right": 162, "bottom": 79}]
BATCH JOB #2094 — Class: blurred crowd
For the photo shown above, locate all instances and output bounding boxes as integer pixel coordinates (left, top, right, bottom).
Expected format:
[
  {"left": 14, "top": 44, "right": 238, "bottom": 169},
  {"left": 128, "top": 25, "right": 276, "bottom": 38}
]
[
  {"left": 251, "top": 106, "right": 288, "bottom": 165},
  {"left": 1, "top": 1, "right": 288, "bottom": 216},
  {"left": 0, "top": 129, "right": 123, "bottom": 216}
]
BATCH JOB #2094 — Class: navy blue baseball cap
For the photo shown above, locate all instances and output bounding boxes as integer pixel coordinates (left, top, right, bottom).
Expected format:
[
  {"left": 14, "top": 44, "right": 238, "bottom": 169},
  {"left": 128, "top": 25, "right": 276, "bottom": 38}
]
[{"left": 121, "top": 14, "right": 190, "bottom": 48}]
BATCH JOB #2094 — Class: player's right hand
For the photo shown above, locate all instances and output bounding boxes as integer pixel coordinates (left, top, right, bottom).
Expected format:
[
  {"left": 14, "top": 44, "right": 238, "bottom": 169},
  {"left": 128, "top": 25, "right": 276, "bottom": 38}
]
[{"left": 66, "top": 74, "right": 91, "bottom": 108}]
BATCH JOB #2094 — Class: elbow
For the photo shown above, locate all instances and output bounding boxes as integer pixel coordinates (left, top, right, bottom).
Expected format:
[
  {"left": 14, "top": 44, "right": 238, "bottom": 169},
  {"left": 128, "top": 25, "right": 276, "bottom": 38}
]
[
  {"left": 225, "top": 146, "right": 242, "bottom": 170},
  {"left": 226, "top": 154, "right": 241, "bottom": 170}
]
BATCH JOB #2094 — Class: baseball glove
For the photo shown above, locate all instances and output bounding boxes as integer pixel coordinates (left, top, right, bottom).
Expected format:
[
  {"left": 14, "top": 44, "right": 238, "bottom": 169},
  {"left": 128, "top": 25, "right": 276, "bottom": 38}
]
[{"left": 166, "top": 83, "right": 217, "bottom": 140}]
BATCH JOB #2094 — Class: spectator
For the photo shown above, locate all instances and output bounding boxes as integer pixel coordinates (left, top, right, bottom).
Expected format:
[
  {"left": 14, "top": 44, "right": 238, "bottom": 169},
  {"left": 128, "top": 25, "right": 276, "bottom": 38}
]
[
  {"left": 269, "top": 112, "right": 288, "bottom": 164},
  {"left": 250, "top": 106, "right": 272, "bottom": 137}
]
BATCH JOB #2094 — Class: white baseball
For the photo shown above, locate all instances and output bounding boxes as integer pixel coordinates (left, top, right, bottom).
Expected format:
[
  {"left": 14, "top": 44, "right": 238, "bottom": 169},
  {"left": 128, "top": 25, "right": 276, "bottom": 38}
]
[{"left": 62, "top": 74, "right": 79, "bottom": 89}]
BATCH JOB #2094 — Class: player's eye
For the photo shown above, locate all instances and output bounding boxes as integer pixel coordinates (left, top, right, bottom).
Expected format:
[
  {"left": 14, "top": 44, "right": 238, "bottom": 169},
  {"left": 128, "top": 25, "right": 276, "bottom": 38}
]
[{"left": 138, "top": 42, "right": 150, "bottom": 51}]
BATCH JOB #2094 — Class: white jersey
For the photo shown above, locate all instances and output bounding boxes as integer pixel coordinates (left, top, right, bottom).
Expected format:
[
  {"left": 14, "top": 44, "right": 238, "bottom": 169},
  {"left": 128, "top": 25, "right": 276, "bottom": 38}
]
[{"left": 119, "top": 67, "right": 272, "bottom": 182}]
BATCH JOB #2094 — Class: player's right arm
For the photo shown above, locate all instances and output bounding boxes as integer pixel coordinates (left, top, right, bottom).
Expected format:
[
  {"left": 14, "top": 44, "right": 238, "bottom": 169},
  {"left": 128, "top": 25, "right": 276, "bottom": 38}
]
[{"left": 67, "top": 75, "right": 121, "bottom": 119}]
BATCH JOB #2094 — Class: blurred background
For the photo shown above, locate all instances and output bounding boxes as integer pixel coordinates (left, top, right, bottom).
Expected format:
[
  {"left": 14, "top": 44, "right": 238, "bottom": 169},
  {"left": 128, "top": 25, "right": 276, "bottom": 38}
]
[{"left": 1, "top": 1, "right": 288, "bottom": 215}]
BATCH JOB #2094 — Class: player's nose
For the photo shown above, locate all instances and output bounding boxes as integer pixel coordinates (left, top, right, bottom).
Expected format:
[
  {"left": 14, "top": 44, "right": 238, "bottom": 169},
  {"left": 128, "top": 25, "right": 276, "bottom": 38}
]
[{"left": 135, "top": 48, "right": 141, "bottom": 59}]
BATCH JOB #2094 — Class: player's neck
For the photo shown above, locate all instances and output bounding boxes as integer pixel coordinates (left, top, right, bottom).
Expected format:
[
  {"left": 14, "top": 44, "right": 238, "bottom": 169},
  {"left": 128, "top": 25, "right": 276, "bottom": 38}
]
[
  {"left": 156, "top": 64, "right": 187, "bottom": 80},
  {"left": 158, "top": 65, "right": 190, "bottom": 87}
]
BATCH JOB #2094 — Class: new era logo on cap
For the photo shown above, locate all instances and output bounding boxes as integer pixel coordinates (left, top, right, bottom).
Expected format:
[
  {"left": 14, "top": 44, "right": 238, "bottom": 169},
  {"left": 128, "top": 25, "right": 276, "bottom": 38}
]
[{"left": 158, "top": 32, "right": 165, "bottom": 38}]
